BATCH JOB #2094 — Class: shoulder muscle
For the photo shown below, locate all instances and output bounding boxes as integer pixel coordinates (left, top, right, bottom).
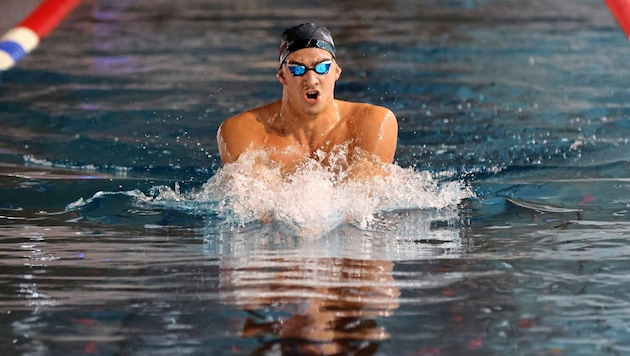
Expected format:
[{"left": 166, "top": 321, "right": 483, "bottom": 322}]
[
  {"left": 354, "top": 104, "right": 398, "bottom": 163},
  {"left": 217, "top": 112, "right": 262, "bottom": 164}
]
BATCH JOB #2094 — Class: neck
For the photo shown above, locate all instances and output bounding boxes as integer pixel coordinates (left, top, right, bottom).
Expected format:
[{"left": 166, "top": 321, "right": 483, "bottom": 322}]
[
  {"left": 280, "top": 99, "right": 339, "bottom": 126},
  {"left": 278, "top": 100, "right": 341, "bottom": 146}
]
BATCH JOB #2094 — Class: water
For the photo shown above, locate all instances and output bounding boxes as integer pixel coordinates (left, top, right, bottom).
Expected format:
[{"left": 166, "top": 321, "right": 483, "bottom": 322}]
[{"left": 1, "top": 0, "right": 630, "bottom": 354}]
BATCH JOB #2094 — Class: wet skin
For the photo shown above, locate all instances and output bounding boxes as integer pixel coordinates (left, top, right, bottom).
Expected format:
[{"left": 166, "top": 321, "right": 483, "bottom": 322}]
[{"left": 217, "top": 48, "right": 398, "bottom": 178}]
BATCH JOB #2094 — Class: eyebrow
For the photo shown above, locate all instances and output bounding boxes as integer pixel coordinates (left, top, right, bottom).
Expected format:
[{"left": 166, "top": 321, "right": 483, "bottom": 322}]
[{"left": 287, "top": 58, "right": 333, "bottom": 66}]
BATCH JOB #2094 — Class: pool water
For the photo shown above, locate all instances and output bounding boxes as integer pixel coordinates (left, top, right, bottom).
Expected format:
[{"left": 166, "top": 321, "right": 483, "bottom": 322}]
[{"left": 2, "top": 0, "right": 630, "bottom": 354}]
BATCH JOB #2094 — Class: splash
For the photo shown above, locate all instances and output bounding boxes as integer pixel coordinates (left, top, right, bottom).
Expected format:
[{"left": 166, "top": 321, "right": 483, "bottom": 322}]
[
  {"left": 65, "top": 149, "right": 473, "bottom": 239},
  {"left": 198, "top": 149, "right": 473, "bottom": 238}
]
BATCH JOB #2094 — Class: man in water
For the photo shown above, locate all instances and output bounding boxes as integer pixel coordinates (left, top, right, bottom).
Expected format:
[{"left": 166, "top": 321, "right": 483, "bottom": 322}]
[{"left": 217, "top": 23, "right": 398, "bottom": 179}]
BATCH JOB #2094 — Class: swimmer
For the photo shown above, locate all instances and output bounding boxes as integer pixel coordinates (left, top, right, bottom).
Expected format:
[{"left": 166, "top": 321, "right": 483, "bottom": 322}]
[{"left": 217, "top": 23, "right": 398, "bottom": 180}]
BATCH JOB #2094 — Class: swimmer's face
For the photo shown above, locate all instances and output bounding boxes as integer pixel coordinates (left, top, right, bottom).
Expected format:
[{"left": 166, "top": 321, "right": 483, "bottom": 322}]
[{"left": 278, "top": 47, "right": 341, "bottom": 116}]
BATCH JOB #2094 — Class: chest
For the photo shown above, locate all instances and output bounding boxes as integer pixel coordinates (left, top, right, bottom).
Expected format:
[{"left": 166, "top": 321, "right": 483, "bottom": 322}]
[{"left": 265, "top": 124, "right": 356, "bottom": 164}]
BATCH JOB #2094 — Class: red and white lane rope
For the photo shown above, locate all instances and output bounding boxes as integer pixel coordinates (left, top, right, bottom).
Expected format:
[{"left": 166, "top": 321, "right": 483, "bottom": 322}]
[{"left": 0, "top": 0, "right": 82, "bottom": 71}]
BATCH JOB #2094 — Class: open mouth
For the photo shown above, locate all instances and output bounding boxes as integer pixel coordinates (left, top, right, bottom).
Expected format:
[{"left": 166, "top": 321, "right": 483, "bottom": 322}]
[{"left": 306, "top": 91, "right": 319, "bottom": 100}]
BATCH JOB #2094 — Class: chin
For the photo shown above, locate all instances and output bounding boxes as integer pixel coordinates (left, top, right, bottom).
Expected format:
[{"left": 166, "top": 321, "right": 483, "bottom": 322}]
[
  {"left": 302, "top": 105, "right": 324, "bottom": 116},
  {"left": 301, "top": 99, "right": 329, "bottom": 115}
]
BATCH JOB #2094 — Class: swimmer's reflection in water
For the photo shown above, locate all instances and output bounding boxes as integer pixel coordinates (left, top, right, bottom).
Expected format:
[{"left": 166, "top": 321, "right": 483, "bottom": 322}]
[{"left": 219, "top": 256, "right": 400, "bottom": 355}]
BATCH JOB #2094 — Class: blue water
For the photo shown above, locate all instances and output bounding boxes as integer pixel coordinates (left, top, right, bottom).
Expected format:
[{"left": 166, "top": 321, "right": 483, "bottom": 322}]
[{"left": 2, "top": 0, "right": 630, "bottom": 354}]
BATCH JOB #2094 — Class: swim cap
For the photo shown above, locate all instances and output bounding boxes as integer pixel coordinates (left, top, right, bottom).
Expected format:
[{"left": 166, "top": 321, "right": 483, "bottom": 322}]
[{"left": 279, "top": 23, "right": 336, "bottom": 65}]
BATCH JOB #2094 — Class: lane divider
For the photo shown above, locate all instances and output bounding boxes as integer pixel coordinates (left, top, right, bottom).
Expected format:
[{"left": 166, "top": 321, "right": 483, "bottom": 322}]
[
  {"left": 0, "top": 0, "right": 82, "bottom": 71},
  {"left": 604, "top": 0, "right": 630, "bottom": 39},
  {"left": 2, "top": 0, "right": 627, "bottom": 71}
]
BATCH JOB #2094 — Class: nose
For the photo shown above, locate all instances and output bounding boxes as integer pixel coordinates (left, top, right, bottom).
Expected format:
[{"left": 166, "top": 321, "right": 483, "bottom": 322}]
[{"left": 301, "top": 70, "right": 319, "bottom": 85}]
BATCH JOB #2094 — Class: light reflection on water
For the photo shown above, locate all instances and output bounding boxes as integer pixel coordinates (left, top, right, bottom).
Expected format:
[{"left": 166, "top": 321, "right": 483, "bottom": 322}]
[{"left": 1, "top": 0, "right": 630, "bottom": 354}]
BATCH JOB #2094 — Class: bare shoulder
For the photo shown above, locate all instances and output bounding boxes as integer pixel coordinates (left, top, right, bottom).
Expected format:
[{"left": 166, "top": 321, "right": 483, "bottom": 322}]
[
  {"left": 218, "top": 110, "right": 259, "bottom": 136},
  {"left": 339, "top": 100, "right": 397, "bottom": 132},
  {"left": 337, "top": 100, "right": 398, "bottom": 163},
  {"left": 219, "top": 101, "right": 280, "bottom": 136},
  {"left": 217, "top": 101, "right": 279, "bottom": 163}
]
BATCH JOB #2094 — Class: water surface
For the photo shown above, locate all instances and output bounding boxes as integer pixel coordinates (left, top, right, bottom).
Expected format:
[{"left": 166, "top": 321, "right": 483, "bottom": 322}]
[{"left": 2, "top": 0, "right": 630, "bottom": 354}]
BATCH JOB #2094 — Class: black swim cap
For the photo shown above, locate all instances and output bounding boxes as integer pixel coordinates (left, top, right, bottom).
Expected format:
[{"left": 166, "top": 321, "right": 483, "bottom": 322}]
[{"left": 279, "top": 23, "right": 336, "bottom": 65}]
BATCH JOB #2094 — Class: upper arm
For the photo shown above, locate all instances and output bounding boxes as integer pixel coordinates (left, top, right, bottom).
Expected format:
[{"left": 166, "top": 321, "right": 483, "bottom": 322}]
[
  {"left": 355, "top": 105, "right": 398, "bottom": 163},
  {"left": 216, "top": 113, "right": 260, "bottom": 164}
]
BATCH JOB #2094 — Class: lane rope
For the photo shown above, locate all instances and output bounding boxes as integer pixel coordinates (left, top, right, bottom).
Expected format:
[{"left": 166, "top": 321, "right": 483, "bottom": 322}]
[
  {"left": 0, "top": 0, "right": 82, "bottom": 71},
  {"left": 604, "top": 0, "right": 630, "bottom": 40}
]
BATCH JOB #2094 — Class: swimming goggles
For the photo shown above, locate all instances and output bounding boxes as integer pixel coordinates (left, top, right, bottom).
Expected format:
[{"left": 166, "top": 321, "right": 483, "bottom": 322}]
[{"left": 285, "top": 60, "right": 332, "bottom": 76}]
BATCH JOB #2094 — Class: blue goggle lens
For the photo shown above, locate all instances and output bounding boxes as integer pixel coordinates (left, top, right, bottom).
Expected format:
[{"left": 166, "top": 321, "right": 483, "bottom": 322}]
[
  {"left": 287, "top": 60, "right": 332, "bottom": 76},
  {"left": 287, "top": 64, "right": 306, "bottom": 76}
]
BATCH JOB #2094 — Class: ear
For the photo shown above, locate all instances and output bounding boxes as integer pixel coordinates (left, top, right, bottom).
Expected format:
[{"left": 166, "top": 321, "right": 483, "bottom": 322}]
[
  {"left": 277, "top": 68, "right": 288, "bottom": 85},
  {"left": 334, "top": 62, "right": 342, "bottom": 81}
]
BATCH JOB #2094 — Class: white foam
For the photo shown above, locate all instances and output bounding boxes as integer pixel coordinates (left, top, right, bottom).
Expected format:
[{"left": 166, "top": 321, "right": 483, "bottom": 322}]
[
  {"left": 197, "top": 149, "right": 473, "bottom": 238},
  {"left": 23, "top": 155, "right": 130, "bottom": 176},
  {"left": 64, "top": 149, "right": 474, "bottom": 241}
]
